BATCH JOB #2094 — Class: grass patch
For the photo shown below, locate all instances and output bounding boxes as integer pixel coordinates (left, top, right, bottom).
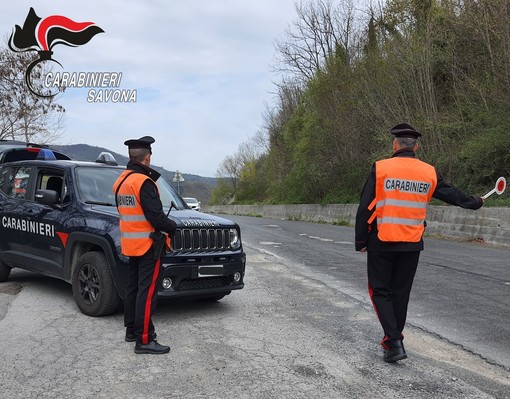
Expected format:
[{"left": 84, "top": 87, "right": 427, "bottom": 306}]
[{"left": 332, "top": 219, "right": 351, "bottom": 226}]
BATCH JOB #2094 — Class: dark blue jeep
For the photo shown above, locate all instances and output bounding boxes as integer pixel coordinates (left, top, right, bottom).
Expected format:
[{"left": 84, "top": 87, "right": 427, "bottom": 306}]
[{"left": 0, "top": 141, "right": 245, "bottom": 316}]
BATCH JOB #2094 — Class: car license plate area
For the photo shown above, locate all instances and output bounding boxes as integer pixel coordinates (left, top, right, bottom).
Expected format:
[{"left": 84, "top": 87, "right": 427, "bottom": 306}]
[{"left": 198, "top": 265, "right": 224, "bottom": 277}]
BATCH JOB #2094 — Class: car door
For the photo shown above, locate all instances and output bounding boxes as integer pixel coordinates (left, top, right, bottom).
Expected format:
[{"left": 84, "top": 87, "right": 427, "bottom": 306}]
[
  {"left": 0, "top": 164, "right": 38, "bottom": 270},
  {"left": 19, "top": 166, "right": 71, "bottom": 277},
  {"left": 0, "top": 164, "right": 70, "bottom": 277}
]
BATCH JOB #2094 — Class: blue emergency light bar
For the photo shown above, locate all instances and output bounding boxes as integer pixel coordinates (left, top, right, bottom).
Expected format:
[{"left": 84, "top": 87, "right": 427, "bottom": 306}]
[{"left": 35, "top": 148, "right": 57, "bottom": 160}]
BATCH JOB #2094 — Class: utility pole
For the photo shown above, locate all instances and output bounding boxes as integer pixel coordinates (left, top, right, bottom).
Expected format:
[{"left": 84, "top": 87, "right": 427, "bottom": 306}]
[{"left": 172, "top": 169, "right": 185, "bottom": 195}]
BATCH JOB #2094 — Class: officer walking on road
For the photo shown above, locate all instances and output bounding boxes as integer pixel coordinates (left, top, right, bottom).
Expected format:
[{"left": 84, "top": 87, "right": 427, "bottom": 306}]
[
  {"left": 113, "top": 136, "right": 176, "bottom": 355},
  {"left": 355, "top": 123, "right": 484, "bottom": 362}
]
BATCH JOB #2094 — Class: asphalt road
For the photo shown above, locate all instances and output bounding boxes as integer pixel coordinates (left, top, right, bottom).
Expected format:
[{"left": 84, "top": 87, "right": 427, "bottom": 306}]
[
  {"left": 230, "top": 215, "right": 510, "bottom": 370},
  {"left": 0, "top": 215, "right": 509, "bottom": 398}
]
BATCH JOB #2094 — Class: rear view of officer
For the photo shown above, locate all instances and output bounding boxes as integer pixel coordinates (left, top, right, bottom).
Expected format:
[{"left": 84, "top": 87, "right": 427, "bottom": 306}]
[
  {"left": 113, "top": 136, "right": 176, "bottom": 354},
  {"left": 355, "top": 124, "right": 484, "bottom": 363}
]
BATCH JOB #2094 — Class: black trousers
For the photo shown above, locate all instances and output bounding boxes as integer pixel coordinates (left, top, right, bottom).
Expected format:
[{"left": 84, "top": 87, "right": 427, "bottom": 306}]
[
  {"left": 367, "top": 250, "right": 420, "bottom": 349},
  {"left": 124, "top": 246, "right": 161, "bottom": 345}
]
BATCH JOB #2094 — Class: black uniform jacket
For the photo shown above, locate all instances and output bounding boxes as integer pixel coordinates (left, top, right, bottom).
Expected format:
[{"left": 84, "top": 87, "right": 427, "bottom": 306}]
[
  {"left": 126, "top": 161, "right": 177, "bottom": 235},
  {"left": 355, "top": 149, "right": 483, "bottom": 252}
]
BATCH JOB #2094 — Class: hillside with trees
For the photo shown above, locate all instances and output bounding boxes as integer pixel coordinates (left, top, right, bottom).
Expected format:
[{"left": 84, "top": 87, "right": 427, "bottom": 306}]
[{"left": 211, "top": 0, "right": 510, "bottom": 205}]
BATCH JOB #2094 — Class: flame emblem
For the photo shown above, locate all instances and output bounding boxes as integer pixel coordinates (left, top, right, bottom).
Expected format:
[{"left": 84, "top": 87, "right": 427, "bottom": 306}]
[{"left": 9, "top": 8, "right": 104, "bottom": 97}]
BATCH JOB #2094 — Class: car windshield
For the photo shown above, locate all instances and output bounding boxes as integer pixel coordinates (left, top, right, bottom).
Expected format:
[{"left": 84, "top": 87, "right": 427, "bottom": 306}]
[
  {"left": 183, "top": 197, "right": 198, "bottom": 203},
  {"left": 75, "top": 166, "right": 187, "bottom": 210}
]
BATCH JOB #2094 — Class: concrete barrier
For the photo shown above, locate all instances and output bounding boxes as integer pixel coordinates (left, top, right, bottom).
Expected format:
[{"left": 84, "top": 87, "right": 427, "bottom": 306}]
[{"left": 203, "top": 204, "right": 510, "bottom": 247}]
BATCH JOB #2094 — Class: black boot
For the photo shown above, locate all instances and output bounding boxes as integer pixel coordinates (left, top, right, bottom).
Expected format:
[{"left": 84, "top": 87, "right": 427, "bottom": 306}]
[
  {"left": 134, "top": 340, "right": 170, "bottom": 355},
  {"left": 383, "top": 340, "right": 407, "bottom": 363}
]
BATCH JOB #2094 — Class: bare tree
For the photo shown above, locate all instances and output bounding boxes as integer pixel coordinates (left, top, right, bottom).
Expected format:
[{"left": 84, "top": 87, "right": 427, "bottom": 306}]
[
  {"left": 0, "top": 46, "right": 65, "bottom": 143},
  {"left": 274, "top": 0, "right": 361, "bottom": 82},
  {"left": 215, "top": 154, "right": 243, "bottom": 194}
]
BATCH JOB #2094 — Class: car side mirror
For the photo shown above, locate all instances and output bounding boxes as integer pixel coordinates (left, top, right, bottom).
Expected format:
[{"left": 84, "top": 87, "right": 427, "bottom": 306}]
[{"left": 35, "top": 189, "right": 60, "bottom": 206}]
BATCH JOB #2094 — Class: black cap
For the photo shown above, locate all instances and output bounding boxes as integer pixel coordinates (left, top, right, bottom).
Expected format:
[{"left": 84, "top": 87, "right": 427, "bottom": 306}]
[
  {"left": 124, "top": 136, "right": 155, "bottom": 150},
  {"left": 390, "top": 123, "right": 421, "bottom": 138}
]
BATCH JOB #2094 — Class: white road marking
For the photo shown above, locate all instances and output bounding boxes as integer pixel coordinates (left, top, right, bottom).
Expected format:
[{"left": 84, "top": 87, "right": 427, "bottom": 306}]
[
  {"left": 299, "top": 233, "right": 353, "bottom": 245},
  {"left": 259, "top": 241, "right": 283, "bottom": 246}
]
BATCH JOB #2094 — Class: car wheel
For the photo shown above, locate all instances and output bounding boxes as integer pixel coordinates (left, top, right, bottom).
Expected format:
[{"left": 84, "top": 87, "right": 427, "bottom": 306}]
[
  {"left": 72, "top": 252, "right": 121, "bottom": 317},
  {"left": 0, "top": 260, "right": 11, "bottom": 282}
]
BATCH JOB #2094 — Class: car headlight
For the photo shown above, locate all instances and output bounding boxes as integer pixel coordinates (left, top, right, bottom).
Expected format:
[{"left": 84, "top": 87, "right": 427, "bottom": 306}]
[{"left": 229, "top": 228, "right": 241, "bottom": 249}]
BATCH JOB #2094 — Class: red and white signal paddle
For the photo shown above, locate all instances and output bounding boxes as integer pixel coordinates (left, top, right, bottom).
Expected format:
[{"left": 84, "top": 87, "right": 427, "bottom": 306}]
[{"left": 482, "top": 177, "right": 506, "bottom": 199}]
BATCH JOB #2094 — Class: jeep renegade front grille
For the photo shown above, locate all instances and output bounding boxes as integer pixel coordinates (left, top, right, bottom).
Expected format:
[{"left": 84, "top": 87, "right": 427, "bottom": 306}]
[{"left": 172, "top": 228, "right": 231, "bottom": 252}]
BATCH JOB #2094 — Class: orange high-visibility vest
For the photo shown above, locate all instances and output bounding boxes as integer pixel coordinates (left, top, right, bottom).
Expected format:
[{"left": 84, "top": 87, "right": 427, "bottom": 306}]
[
  {"left": 113, "top": 171, "right": 155, "bottom": 256},
  {"left": 367, "top": 157, "right": 437, "bottom": 242}
]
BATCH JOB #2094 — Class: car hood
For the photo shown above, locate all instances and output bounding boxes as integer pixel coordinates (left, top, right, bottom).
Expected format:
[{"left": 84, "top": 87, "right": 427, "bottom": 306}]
[
  {"left": 89, "top": 206, "right": 237, "bottom": 228},
  {"left": 169, "top": 210, "right": 236, "bottom": 227}
]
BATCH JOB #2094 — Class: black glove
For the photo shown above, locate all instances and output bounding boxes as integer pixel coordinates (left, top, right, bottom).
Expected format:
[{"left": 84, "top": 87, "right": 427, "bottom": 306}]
[
  {"left": 166, "top": 219, "right": 177, "bottom": 235},
  {"left": 150, "top": 231, "right": 167, "bottom": 260}
]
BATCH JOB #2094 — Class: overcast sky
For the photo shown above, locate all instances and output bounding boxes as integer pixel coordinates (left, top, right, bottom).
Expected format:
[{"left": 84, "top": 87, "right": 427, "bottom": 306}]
[{"left": 1, "top": 0, "right": 299, "bottom": 176}]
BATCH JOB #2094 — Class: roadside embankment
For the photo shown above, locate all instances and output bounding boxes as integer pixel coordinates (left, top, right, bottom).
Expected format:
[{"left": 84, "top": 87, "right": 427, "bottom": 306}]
[{"left": 203, "top": 204, "right": 510, "bottom": 247}]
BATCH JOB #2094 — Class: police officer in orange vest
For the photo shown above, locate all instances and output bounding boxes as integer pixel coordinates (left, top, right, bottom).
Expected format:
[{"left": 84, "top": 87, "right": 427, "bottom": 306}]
[
  {"left": 355, "top": 123, "right": 484, "bottom": 362},
  {"left": 113, "top": 136, "right": 176, "bottom": 354}
]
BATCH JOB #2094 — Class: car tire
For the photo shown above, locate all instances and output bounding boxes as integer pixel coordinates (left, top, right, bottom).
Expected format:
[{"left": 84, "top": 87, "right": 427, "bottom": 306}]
[
  {"left": 72, "top": 252, "right": 121, "bottom": 317},
  {"left": 0, "top": 260, "right": 11, "bottom": 282}
]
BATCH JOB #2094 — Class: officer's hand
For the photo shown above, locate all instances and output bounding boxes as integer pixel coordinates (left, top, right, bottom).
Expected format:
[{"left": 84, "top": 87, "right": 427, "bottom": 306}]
[
  {"left": 167, "top": 219, "right": 177, "bottom": 235},
  {"left": 360, "top": 247, "right": 367, "bottom": 253}
]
